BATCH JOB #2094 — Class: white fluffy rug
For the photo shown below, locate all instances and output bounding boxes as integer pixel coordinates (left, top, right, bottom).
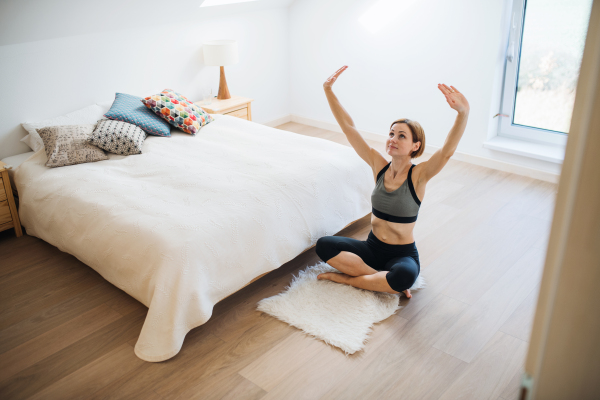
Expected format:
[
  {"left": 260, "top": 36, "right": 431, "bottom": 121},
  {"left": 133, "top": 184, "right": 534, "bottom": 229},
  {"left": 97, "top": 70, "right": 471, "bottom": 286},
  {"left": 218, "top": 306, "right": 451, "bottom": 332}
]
[{"left": 257, "top": 261, "right": 426, "bottom": 355}]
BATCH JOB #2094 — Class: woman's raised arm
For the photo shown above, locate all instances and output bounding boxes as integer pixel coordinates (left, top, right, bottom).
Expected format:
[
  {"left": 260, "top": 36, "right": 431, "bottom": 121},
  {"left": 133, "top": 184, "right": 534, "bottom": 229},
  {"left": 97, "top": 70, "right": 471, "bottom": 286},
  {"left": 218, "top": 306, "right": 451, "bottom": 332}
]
[
  {"left": 323, "top": 66, "right": 378, "bottom": 168},
  {"left": 418, "top": 84, "right": 470, "bottom": 184}
]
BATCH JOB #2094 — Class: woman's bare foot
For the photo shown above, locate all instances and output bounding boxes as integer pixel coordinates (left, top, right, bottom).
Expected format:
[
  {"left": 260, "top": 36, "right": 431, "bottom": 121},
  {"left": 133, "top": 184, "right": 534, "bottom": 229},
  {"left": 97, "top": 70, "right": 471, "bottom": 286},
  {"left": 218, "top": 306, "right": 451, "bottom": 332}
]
[
  {"left": 403, "top": 289, "right": 412, "bottom": 298},
  {"left": 317, "top": 272, "right": 347, "bottom": 283}
]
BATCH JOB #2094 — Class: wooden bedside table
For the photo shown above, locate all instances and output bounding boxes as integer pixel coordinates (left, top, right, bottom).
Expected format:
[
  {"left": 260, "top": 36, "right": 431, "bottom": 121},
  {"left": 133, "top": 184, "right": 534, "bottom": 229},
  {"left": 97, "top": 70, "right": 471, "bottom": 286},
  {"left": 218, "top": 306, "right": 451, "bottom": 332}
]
[
  {"left": 0, "top": 161, "right": 22, "bottom": 237},
  {"left": 195, "top": 95, "right": 254, "bottom": 121}
]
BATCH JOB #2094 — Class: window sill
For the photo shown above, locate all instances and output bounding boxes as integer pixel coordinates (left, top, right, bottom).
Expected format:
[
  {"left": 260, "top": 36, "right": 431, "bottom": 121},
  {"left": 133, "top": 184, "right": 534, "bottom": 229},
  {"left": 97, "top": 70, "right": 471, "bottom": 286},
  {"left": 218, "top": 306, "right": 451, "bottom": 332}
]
[{"left": 482, "top": 135, "right": 565, "bottom": 164}]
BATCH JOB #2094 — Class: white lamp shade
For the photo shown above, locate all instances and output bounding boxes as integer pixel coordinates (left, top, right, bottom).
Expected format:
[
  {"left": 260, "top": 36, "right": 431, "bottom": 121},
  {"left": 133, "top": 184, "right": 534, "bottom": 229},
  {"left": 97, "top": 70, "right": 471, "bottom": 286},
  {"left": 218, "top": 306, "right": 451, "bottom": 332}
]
[{"left": 203, "top": 40, "right": 239, "bottom": 66}]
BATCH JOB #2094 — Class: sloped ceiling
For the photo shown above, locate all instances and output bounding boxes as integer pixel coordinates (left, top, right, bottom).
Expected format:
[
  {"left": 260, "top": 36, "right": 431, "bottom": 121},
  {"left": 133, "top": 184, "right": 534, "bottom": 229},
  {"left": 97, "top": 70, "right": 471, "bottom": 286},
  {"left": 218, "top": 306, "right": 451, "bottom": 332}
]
[{"left": 0, "top": 0, "right": 296, "bottom": 46}]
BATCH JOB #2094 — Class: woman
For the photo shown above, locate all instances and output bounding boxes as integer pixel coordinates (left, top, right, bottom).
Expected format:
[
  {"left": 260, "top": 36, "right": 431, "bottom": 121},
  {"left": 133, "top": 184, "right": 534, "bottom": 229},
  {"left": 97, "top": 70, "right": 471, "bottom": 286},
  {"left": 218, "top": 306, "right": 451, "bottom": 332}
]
[{"left": 315, "top": 65, "right": 470, "bottom": 298}]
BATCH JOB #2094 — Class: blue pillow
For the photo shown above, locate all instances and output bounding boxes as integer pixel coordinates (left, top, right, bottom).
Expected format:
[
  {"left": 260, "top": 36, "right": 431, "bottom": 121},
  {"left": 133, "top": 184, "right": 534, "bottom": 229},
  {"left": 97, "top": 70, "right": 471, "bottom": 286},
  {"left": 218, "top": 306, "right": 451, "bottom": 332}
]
[{"left": 104, "top": 93, "right": 171, "bottom": 137}]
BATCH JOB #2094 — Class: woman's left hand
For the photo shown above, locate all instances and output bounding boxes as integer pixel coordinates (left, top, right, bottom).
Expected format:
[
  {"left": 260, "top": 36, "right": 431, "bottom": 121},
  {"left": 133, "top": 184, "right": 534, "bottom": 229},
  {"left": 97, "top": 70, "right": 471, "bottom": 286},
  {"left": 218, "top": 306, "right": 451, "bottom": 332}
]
[{"left": 438, "top": 83, "right": 470, "bottom": 114}]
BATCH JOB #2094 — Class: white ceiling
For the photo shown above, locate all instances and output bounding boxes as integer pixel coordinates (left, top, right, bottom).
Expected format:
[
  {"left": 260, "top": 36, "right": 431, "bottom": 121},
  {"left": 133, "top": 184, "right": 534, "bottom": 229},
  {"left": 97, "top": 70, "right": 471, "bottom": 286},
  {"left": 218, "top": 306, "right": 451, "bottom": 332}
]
[{"left": 0, "top": 0, "right": 298, "bottom": 46}]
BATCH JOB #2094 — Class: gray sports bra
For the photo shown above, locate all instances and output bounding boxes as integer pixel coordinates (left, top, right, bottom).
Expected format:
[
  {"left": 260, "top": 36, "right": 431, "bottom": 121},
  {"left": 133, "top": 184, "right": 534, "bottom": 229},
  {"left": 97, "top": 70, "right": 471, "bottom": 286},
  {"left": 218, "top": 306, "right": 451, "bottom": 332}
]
[{"left": 371, "top": 162, "right": 421, "bottom": 223}]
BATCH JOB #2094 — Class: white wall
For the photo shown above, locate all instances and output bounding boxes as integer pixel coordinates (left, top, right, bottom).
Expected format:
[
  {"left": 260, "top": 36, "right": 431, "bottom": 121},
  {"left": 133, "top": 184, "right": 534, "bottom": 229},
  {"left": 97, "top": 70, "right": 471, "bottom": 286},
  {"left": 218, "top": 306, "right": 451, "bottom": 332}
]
[
  {"left": 0, "top": 0, "right": 291, "bottom": 159},
  {"left": 0, "top": 0, "right": 567, "bottom": 178},
  {"left": 289, "top": 0, "right": 562, "bottom": 177}
]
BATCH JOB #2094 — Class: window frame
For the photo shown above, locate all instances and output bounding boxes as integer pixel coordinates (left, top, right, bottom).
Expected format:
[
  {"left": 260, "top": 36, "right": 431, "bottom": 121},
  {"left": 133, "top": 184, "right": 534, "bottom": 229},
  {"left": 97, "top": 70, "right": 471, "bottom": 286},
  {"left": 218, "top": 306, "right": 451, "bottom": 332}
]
[{"left": 497, "top": 0, "right": 570, "bottom": 147}]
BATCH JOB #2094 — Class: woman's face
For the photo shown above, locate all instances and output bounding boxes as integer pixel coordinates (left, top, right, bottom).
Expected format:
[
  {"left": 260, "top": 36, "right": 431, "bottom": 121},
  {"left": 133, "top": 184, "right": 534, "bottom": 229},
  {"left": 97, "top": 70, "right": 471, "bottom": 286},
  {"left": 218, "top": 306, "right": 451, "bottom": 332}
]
[{"left": 386, "top": 123, "right": 415, "bottom": 156}]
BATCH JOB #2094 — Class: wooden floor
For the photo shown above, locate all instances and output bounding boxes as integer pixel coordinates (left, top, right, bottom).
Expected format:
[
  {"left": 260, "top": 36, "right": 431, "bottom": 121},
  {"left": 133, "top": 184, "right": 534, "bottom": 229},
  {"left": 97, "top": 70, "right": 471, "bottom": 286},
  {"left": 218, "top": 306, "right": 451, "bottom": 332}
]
[{"left": 0, "top": 122, "right": 557, "bottom": 400}]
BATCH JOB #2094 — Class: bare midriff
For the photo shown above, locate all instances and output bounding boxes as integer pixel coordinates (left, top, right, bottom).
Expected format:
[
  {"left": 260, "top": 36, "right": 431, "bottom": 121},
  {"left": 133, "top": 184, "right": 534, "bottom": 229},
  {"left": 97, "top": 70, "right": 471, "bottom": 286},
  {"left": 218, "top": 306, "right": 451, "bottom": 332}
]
[{"left": 370, "top": 216, "right": 416, "bottom": 245}]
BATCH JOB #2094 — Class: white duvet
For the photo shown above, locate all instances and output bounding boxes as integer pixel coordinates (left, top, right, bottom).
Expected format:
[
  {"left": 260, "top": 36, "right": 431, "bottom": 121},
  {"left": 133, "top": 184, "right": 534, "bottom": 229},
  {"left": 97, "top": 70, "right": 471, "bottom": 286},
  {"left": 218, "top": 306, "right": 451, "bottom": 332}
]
[{"left": 14, "top": 114, "right": 374, "bottom": 362}]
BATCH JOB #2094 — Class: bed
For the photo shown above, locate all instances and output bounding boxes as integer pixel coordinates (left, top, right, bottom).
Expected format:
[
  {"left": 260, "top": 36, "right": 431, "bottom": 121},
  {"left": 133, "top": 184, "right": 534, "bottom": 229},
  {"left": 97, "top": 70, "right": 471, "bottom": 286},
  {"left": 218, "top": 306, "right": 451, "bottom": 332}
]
[{"left": 13, "top": 113, "right": 374, "bottom": 362}]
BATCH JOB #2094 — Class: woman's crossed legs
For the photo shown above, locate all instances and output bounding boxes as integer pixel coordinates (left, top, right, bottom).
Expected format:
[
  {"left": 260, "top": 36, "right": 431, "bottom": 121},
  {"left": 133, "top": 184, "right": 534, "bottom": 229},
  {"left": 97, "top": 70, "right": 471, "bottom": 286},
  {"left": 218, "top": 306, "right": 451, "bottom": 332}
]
[{"left": 315, "top": 236, "right": 418, "bottom": 297}]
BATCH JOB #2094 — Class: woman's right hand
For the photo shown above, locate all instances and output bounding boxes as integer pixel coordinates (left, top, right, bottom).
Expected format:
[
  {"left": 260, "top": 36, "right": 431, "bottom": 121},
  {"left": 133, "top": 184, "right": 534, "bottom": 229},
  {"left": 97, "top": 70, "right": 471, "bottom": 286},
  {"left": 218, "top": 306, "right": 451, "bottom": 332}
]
[{"left": 323, "top": 65, "right": 348, "bottom": 91}]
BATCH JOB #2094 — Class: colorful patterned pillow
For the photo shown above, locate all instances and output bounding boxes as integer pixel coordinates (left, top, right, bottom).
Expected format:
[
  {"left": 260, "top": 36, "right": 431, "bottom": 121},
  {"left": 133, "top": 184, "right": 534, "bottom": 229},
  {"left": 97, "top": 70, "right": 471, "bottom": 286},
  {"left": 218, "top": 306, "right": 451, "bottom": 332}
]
[
  {"left": 104, "top": 93, "right": 171, "bottom": 137},
  {"left": 141, "top": 89, "right": 213, "bottom": 135},
  {"left": 88, "top": 119, "right": 147, "bottom": 155}
]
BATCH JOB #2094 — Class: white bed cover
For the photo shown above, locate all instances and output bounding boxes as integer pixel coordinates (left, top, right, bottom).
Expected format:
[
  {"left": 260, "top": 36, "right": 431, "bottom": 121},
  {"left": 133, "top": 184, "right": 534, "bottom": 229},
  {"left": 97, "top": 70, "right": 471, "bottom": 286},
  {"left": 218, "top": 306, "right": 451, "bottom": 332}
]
[{"left": 14, "top": 114, "right": 374, "bottom": 361}]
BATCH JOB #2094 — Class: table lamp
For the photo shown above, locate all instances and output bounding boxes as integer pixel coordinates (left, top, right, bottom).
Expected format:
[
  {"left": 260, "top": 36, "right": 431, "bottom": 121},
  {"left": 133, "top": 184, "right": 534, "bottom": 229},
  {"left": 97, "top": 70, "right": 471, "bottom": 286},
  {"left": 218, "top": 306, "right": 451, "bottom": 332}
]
[{"left": 203, "top": 40, "right": 239, "bottom": 100}]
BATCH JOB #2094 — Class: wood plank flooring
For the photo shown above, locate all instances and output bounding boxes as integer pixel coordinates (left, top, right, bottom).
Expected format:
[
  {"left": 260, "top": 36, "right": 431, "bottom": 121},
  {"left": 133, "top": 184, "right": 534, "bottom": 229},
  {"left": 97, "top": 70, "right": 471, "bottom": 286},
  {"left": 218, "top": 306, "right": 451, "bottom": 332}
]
[{"left": 0, "top": 121, "right": 557, "bottom": 399}]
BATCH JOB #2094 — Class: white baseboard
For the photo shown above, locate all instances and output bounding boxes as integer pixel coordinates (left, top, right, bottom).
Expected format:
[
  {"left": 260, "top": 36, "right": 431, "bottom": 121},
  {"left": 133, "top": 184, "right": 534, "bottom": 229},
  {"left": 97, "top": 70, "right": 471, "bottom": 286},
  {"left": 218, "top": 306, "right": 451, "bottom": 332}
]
[
  {"left": 261, "top": 114, "right": 560, "bottom": 184},
  {"left": 259, "top": 114, "right": 292, "bottom": 127}
]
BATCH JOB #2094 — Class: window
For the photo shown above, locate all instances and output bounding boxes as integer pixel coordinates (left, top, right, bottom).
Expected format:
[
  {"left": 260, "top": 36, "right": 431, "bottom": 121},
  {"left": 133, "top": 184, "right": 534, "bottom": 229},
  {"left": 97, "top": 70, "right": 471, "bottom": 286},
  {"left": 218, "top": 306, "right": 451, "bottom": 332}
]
[{"left": 498, "top": 0, "right": 593, "bottom": 146}]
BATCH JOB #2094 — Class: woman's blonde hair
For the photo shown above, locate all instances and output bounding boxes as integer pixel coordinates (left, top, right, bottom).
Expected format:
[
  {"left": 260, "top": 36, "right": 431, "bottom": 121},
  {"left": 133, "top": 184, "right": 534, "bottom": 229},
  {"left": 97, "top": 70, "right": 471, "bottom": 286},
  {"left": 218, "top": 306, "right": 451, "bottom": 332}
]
[{"left": 389, "top": 118, "right": 425, "bottom": 159}]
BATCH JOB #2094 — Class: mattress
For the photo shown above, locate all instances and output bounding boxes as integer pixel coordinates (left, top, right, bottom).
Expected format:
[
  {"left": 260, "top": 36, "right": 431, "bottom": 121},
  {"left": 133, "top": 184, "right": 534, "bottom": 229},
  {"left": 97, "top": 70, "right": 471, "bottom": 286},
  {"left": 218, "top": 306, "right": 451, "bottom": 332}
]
[{"left": 14, "top": 114, "right": 374, "bottom": 362}]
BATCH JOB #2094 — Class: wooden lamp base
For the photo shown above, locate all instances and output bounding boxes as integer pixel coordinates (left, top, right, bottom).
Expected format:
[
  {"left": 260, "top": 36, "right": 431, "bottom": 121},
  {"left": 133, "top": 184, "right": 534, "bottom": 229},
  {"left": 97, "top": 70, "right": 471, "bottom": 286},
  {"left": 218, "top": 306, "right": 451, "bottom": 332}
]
[{"left": 217, "top": 66, "right": 231, "bottom": 100}]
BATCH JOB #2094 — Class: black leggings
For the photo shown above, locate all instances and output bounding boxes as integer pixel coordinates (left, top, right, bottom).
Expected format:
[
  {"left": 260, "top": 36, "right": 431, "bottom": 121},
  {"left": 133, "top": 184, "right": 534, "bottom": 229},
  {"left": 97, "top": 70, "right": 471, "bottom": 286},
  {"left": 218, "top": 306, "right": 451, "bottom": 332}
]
[{"left": 315, "top": 230, "right": 420, "bottom": 293}]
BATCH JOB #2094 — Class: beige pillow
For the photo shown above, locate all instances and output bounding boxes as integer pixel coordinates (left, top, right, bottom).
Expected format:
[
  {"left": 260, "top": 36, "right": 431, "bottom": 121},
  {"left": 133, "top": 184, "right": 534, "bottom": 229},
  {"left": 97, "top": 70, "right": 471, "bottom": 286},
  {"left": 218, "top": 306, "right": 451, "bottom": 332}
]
[{"left": 37, "top": 124, "right": 108, "bottom": 168}]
